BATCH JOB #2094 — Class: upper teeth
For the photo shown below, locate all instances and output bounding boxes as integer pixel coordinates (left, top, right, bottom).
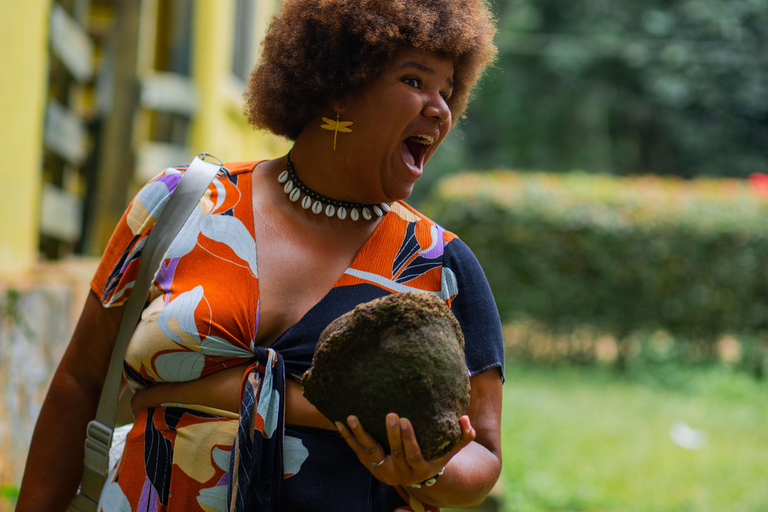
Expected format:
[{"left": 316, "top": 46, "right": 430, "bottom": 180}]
[{"left": 410, "top": 135, "right": 434, "bottom": 145}]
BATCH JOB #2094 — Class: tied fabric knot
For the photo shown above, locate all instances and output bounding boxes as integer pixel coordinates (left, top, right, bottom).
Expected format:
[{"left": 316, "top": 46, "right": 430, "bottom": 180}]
[{"left": 228, "top": 347, "right": 286, "bottom": 512}]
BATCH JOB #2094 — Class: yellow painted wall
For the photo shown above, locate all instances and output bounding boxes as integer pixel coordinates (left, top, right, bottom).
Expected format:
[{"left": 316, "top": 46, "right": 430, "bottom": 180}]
[
  {"left": 0, "top": 0, "right": 287, "bottom": 278},
  {"left": 190, "top": 0, "right": 290, "bottom": 163},
  {"left": 0, "top": 1, "right": 50, "bottom": 277}
]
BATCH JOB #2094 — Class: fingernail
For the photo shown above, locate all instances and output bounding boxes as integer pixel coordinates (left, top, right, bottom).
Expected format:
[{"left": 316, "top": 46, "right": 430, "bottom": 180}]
[
  {"left": 387, "top": 414, "right": 397, "bottom": 427},
  {"left": 348, "top": 416, "right": 358, "bottom": 429},
  {"left": 400, "top": 418, "right": 408, "bottom": 431},
  {"left": 335, "top": 422, "right": 344, "bottom": 432}
]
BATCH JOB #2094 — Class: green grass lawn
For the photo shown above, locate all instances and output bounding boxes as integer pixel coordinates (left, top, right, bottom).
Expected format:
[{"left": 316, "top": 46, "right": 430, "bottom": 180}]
[
  {"left": 499, "top": 362, "right": 768, "bottom": 512},
  {"left": 4, "top": 364, "right": 764, "bottom": 512}
]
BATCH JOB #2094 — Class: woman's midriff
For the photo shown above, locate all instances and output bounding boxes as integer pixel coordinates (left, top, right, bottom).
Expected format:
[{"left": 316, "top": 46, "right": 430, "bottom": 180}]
[{"left": 132, "top": 376, "right": 337, "bottom": 431}]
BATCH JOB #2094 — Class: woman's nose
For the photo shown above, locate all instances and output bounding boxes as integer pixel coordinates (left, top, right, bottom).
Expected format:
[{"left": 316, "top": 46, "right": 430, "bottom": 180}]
[{"left": 422, "top": 95, "right": 451, "bottom": 126}]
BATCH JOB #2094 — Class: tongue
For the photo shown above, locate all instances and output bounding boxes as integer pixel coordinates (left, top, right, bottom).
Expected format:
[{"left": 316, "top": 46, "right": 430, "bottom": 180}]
[{"left": 401, "top": 141, "right": 416, "bottom": 167}]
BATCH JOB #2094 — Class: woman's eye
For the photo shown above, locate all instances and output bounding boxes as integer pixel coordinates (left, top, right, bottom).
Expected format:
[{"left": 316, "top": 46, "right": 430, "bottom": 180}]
[{"left": 403, "top": 77, "right": 421, "bottom": 88}]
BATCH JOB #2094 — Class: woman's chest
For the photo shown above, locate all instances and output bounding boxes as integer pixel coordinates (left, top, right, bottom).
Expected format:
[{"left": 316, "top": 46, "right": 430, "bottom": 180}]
[
  {"left": 123, "top": 203, "right": 370, "bottom": 383},
  {"left": 249, "top": 168, "right": 381, "bottom": 346},
  {"left": 124, "top": 174, "right": 264, "bottom": 384},
  {"left": 251, "top": 221, "right": 373, "bottom": 347},
  {"left": 125, "top": 253, "right": 261, "bottom": 385}
]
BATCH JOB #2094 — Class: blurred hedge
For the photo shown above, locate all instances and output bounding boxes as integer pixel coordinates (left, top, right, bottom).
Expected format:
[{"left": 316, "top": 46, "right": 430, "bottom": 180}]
[{"left": 424, "top": 171, "right": 768, "bottom": 367}]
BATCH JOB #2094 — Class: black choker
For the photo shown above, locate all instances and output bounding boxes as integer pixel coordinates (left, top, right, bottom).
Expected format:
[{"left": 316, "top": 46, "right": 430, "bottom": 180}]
[{"left": 278, "top": 155, "right": 391, "bottom": 221}]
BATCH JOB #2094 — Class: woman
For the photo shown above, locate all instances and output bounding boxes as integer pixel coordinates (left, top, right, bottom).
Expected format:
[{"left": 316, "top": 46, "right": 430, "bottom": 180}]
[{"left": 18, "top": 0, "right": 503, "bottom": 510}]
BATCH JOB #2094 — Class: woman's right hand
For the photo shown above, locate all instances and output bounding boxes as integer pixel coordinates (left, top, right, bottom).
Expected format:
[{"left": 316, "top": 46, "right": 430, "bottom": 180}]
[{"left": 336, "top": 413, "right": 475, "bottom": 488}]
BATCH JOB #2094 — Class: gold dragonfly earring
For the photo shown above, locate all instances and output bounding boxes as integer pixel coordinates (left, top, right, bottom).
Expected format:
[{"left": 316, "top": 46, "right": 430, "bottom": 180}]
[{"left": 320, "top": 111, "right": 353, "bottom": 151}]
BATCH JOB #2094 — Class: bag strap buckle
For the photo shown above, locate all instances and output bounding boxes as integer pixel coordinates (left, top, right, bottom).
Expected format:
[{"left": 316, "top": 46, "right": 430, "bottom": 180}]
[{"left": 84, "top": 420, "right": 112, "bottom": 472}]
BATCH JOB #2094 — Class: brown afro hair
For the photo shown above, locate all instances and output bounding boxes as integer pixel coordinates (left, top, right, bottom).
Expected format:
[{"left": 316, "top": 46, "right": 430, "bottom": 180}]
[{"left": 244, "top": 0, "right": 497, "bottom": 140}]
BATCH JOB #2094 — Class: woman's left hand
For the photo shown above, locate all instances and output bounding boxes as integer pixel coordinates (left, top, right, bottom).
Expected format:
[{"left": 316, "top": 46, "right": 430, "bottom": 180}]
[{"left": 336, "top": 413, "right": 475, "bottom": 487}]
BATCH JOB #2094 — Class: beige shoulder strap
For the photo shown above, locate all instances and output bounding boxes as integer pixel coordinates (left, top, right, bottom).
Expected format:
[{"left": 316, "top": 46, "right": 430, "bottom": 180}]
[{"left": 69, "top": 154, "right": 221, "bottom": 512}]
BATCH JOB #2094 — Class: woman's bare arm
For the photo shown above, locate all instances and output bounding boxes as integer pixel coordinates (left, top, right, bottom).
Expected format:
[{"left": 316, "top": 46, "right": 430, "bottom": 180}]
[
  {"left": 414, "top": 368, "right": 503, "bottom": 508},
  {"left": 131, "top": 366, "right": 336, "bottom": 429},
  {"left": 16, "top": 290, "right": 124, "bottom": 512},
  {"left": 133, "top": 350, "right": 503, "bottom": 507},
  {"left": 130, "top": 363, "right": 246, "bottom": 416},
  {"left": 338, "top": 368, "right": 503, "bottom": 509}
]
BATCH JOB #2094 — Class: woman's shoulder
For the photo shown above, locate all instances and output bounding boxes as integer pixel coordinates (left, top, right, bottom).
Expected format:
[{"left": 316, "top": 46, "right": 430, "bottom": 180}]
[
  {"left": 112, "top": 159, "right": 258, "bottom": 250},
  {"left": 390, "top": 204, "right": 504, "bottom": 379},
  {"left": 133, "top": 160, "right": 257, "bottom": 223},
  {"left": 389, "top": 201, "right": 489, "bottom": 279},
  {"left": 390, "top": 200, "right": 461, "bottom": 245},
  {"left": 222, "top": 160, "right": 262, "bottom": 175}
]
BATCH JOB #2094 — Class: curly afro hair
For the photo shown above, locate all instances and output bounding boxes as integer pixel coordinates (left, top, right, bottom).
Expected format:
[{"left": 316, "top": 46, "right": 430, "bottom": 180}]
[{"left": 244, "top": 0, "right": 497, "bottom": 140}]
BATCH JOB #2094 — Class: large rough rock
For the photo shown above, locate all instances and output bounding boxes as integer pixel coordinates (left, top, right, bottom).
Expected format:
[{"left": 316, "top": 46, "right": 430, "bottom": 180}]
[{"left": 303, "top": 292, "right": 470, "bottom": 460}]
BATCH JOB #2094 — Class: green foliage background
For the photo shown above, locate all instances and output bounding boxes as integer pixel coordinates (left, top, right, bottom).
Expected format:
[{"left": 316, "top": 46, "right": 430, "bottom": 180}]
[
  {"left": 412, "top": 0, "right": 768, "bottom": 205},
  {"left": 424, "top": 171, "right": 768, "bottom": 370},
  {"left": 415, "top": 5, "right": 767, "bottom": 509}
]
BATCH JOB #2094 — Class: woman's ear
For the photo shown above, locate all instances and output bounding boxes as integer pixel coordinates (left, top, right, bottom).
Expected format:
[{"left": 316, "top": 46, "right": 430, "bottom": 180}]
[{"left": 327, "top": 97, "right": 345, "bottom": 113}]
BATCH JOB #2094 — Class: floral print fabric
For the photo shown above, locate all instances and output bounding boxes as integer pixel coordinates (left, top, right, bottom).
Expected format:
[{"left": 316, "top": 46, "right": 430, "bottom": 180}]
[{"left": 90, "top": 161, "right": 504, "bottom": 512}]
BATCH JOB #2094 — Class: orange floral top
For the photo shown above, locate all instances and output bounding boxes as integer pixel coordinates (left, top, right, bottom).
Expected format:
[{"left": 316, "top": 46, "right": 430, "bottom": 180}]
[{"left": 91, "top": 161, "right": 503, "bottom": 512}]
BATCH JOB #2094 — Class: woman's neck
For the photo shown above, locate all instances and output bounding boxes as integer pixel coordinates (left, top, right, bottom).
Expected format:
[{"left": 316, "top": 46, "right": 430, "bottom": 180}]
[{"left": 289, "top": 123, "right": 369, "bottom": 204}]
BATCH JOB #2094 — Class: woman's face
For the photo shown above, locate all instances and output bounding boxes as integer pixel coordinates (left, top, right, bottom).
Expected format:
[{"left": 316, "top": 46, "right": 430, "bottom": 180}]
[{"left": 335, "top": 48, "right": 454, "bottom": 203}]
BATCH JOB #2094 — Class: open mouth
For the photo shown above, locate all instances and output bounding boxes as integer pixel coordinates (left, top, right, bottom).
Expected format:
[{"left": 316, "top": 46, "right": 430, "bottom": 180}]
[{"left": 402, "top": 135, "right": 434, "bottom": 170}]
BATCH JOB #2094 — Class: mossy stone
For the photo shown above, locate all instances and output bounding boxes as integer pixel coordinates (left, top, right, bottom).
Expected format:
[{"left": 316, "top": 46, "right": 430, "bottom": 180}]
[{"left": 302, "top": 292, "right": 470, "bottom": 460}]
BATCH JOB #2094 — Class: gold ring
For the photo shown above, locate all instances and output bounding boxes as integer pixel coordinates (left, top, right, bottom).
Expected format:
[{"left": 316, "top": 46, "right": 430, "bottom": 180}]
[{"left": 370, "top": 458, "right": 386, "bottom": 468}]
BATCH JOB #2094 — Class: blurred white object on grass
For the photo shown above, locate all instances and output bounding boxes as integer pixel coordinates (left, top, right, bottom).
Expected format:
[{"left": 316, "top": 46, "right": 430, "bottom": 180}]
[{"left": 669, "top": 421, "right": 707, "bottom": 450}]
